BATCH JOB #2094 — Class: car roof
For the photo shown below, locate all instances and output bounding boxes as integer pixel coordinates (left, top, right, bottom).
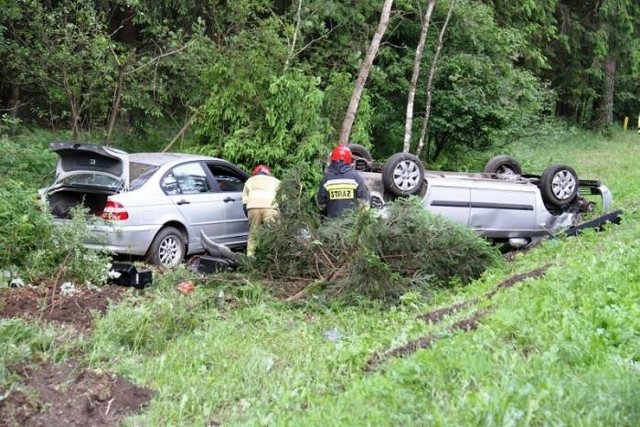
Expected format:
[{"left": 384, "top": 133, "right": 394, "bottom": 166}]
[{"left": 128, "top": 152, "right": 222, "bottom": 166}]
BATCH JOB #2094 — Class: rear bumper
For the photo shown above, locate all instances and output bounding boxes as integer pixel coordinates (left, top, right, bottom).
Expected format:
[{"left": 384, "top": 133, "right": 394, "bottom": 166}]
[
  {"left": 86, "top": 224, "right": 161, "bottom": 255},
  {"left": 54, "top": 219, "right": 160, "bottom": 256}
]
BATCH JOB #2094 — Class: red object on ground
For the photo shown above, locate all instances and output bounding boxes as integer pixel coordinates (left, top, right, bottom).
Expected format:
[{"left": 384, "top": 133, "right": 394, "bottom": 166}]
[{"left": 176, "top": 281, "right": 195, "bottom": 294}]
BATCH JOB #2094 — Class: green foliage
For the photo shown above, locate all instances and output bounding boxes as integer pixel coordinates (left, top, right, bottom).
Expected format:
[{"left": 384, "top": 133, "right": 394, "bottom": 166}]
[
  {"left": 24, "top": 206, "right": 112, "bottom": 285},
  {"left": 0, "top": 0, "right": 214, "bottom": 140},
  {"left": 195, "top": 20, "right": 331, "bottom": 175},
  {"left": 0, "top": 179, "right": 55, "bottom": 271},
  {"left": 0, "top": 134, "right": 56, "bottom": 188},
  {"left": 252, "top": 192, "right": 501, "bottom": 302},
  {"left": 421, "top": 1, "right": 553, "bottom": 161},
  {"left": 0, "top": 181, "right": 111, "bottom": 284}
]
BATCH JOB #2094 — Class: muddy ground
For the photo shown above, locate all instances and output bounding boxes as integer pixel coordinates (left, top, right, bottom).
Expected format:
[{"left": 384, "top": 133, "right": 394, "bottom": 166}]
[
  {"left": 0, "top": 263, "right": 552, "bottom": 423},
  {"left": 0, "top": 282, "right": 153, "bottom": 426}
]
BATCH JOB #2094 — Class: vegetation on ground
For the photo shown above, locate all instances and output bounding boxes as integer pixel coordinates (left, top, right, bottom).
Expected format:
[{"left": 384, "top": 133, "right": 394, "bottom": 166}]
[
  {"left": 1, "top": 128, "right": 638, "bottom": 425},
  {"left": 252, "top": 176, "right": 501, "bottom": 301}
]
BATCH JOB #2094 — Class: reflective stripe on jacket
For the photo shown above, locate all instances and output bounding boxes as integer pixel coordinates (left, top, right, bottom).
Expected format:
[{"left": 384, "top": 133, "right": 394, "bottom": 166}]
[{"left": 316, "top": 162, "right": 370, "bottom": 218}]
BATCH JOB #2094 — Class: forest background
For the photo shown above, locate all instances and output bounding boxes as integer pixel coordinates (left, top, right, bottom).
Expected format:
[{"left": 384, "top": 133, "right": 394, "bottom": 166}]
[
  {"left": 1, "top": 0, "right": 639, "bottom": 175},
  {"left": 1, "top": 2, "right": 640, "bottom": 425}
]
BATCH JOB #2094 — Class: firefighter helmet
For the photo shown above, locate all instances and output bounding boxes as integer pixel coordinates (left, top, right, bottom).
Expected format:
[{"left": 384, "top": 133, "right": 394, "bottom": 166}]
[
  {"left": 329, "top": 145, "right": 353, "bottom": 164},
  {"left": 252, "top": 164, "right": 271, "bottom": 176}
]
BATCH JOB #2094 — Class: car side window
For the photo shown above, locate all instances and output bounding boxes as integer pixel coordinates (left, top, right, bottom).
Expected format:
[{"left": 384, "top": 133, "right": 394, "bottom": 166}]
[
  {"left": 207, "top": 163, "right": 246, "bottom": 192},
  {"left": 161, "top": 162, "right": 211, "bottom": 195}
]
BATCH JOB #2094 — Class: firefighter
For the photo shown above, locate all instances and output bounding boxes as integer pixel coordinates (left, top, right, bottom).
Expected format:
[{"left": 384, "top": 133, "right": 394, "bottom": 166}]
[
  {"left": 316, "top": 145, "right": 370, "bottom": 218},
  {"left": 242, "top": 164, "right": 280, "bottom": 256}
]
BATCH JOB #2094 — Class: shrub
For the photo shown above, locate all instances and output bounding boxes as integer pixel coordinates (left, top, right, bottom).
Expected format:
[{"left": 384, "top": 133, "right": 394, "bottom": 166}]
[
  {"left": 0, "top": 133, "right": 56, "bottom": 190},
  {"left": 251, "top": 174, "right": 502, "bottom": 302},
  {"left": 0, "top": 181, "right": 111, "bottom": 285},
  {"left": 0, "top": 179, "right": 55, "bottom": 270}
]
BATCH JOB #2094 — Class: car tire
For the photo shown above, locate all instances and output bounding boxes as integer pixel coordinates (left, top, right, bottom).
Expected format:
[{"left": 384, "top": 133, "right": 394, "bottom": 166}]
[
  {"left": 539, "top": 164, "right": 579, "bottom": 209},
  {"left": 381, "top": 152, "right": 425, "bottom": 197},
  {"left": 483, "top": 155, "right": 523, "bottom": 176},
  {"left": 347, "top": 143, "right": 373, "bottom": 161},
  {"left": 145, "top": 226, "right": 186, "bottom": 268}
]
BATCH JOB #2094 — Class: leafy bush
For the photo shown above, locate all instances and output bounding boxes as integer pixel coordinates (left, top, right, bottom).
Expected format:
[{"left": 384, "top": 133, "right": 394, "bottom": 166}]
[
  {"left": 252, "top": 176, "right": 502, "bottom": 302},
  {"left": 0, "top": 179, "right": 55, "bottom": 270},
  {"left": 0, "top": 134, "right": 56, "bottom": 189},
  {"left": 0, "top": 181, "right": 111, "bottom": 284},
  {"left": 25, "top": 206, "right": 112, "bottom": 285}
]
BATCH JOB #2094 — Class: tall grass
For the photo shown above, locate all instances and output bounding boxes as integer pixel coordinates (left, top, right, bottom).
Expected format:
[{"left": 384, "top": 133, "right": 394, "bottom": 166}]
[{"left": 3, "top": 128, "right": 639, "bottom": 426}]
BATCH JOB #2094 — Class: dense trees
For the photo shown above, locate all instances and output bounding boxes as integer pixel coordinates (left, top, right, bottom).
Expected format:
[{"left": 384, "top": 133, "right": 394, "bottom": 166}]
[{"left": 0, "top": 0, "right": 638, "bottom": 165}]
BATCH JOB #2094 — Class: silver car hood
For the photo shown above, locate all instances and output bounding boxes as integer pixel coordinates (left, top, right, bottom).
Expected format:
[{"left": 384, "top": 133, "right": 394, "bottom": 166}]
[{"left": 50, "top": 141, "right": 130, "bottom": 190}]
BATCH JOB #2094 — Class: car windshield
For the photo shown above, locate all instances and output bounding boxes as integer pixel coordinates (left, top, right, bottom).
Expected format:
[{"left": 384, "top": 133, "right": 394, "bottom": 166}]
[
  {"left": 58, "top": 173, "right": 123, "bottom": 190},
  {"left": 129, "top": 162, "right": 160, "bottom": 190}
]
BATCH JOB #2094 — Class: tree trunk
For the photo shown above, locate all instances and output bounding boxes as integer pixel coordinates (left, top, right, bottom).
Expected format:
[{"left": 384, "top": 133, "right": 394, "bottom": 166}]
[
  {"left": 597, "top": 54, "right": 616, "bottom": 125},
  {"left": 338, "top": 0, "right": 394, "bottom": 146},
  {"left": 416, "top": 0, "right": 456, "bottom": 159},
  {"left": 402, "top": 0, "right": 437, "bottom": 153},
  {"left": 9, "top": 85, "right": 20, "bottom": 119},
  {"left": 105, "top": 62, "right": 127, "bottom": 145}
]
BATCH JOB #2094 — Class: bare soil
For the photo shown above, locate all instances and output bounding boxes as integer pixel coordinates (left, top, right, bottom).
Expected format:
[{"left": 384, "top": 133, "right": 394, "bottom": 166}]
[
  {"left": 0, "top": 282, "right": 129, "bottom": 330},
  {"left": 0, "top": 359, "right": 153, "bottom": 427},
  {"left": 0, "top": 282, "right": 154, "bottom": 426}
]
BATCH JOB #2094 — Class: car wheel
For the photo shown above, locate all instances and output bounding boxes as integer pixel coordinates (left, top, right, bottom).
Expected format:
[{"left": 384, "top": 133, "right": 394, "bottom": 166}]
[
  {"left": 347, "top": 143, "right": 373, "bottom": 161},
  {"left": 381, "top": 152, "right": 425, "bottom": 197},
  {"left": 145, "top": 226, "right": 186, "bottom": 268},
  {"left": 483, "top": 155, "right": 523, "bottom": 176},
  {"left": 539, "top": 164, "right": 579, "bottom": 209}
]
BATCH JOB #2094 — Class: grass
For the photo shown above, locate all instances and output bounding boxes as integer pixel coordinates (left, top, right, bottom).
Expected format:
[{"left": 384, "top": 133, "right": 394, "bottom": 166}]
[{"left": 3, "top": 127, "right": 640, "bottom": 426}]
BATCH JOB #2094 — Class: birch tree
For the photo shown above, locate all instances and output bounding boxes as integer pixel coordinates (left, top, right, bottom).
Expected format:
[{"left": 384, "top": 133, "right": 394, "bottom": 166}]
[
  {"left": 416, "top": 0, "right": 456, "bottom": 158},
  {"left": 402, "top": 0, "right": 437, "bottom": 153},
  {"left": 338, "top": 0, "right": 394, "bottom": 146}
]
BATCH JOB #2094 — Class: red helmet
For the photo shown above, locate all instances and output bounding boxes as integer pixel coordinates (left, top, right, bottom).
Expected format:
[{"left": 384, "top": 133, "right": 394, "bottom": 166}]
[
  {"left": 330, "top": 146, "right": 353, "bottom": 164},
  {"left": 252, "top": 164, "right": 271, "bottom": 176}
]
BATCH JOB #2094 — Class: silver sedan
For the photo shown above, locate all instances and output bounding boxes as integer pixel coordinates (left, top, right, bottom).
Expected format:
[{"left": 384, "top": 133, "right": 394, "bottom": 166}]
[{"left": 40, "top": 142, "right": 249, "bottom": 267}]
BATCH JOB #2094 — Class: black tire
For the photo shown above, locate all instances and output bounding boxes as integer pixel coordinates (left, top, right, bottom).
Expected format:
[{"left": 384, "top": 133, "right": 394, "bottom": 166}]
[
  {"left": 145, "top": 226, "right": 186, "bottom": 268},
  {"left": 381, "top": 152, "right": 425, "bottom": 197},
  {"left": 539, "top": 164, "right": 579, "bottom": 209},
  {"left": 483, "top": 155, "right": 523, "bottom": 176},
  {"left": 347, "top": 143, "right": 373, "bottom": 161}
]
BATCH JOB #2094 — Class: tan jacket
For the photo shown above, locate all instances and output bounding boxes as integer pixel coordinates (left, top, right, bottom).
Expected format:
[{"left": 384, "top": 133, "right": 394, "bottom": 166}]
[{"left": 242, "top": 174, "right": 280, "bottom": 209}]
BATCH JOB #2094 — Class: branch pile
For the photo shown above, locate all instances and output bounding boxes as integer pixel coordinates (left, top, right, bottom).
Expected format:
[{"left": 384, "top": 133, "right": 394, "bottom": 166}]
[{"left": 251, "top": 169, "right": 502, "bottom": 302}]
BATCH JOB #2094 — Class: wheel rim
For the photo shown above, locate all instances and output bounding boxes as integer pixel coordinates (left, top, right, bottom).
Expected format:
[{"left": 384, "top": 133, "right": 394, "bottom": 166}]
[
  {"left": 496, "top": 165, "right": 516, "bottom": 175},
  {"left": 551, "top": 170, "right": 577, "bottom": 200},
  {"left": 158, "top": 235, "right": 183, "bottom": 267},
  {"left": 393, "top": 160, "right": 421, "bottom": 191}
]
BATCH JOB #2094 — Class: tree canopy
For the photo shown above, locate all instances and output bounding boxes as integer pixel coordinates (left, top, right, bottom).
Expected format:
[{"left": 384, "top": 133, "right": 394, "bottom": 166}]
[{"left": 0, "top": 0, "right": 638, "bottom": 165}]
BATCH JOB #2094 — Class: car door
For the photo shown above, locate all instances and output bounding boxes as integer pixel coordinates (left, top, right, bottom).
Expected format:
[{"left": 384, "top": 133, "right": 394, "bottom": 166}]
[
  {"left": 204, "top": 161, "right": 249, "bottom": 247},
  {"left": 162, "top": 161, "right": 228, "bottom": 251},
  {"left": 469, "top": 181, "right": 537, "bottom": 237},
  {"left": 422, "top": 178, "right": 471, "bottom": 226}
]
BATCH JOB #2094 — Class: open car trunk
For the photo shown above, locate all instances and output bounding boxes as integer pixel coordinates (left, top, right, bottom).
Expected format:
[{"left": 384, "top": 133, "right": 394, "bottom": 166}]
[
  {"left": 45, "top": 142, "right": 130, "bottom": 218},
  {"left": 47, "top": 189, "right": 114, "bottom": 219}
]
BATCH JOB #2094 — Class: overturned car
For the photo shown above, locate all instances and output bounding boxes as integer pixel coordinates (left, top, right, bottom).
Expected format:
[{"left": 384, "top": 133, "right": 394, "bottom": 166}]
[{"left": 348, "top": 144, "right": 616, "bottom": 248}]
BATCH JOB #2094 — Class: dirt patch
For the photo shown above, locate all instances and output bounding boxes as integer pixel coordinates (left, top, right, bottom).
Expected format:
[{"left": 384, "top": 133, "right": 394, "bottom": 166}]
[
  {"left": 418, "top": 264, "right": 551, "bottom": 324},
  {"left": 365, "top": 310, "right": 491, "bottom": 371},
  {"left": 484, "top": 264, "right": 550, "bottom": 298},
  {"left": 368, "top": 265, "right": 553, "bottom": 371},
  {"left": 0, "top": 282, "right": 130, "bottom": 331},
  {"left": 418, "top": 300, "right": 476, "bottom": 324},
  {"left": 0, "top": 359, "right": 153, "bottom": 427}
]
